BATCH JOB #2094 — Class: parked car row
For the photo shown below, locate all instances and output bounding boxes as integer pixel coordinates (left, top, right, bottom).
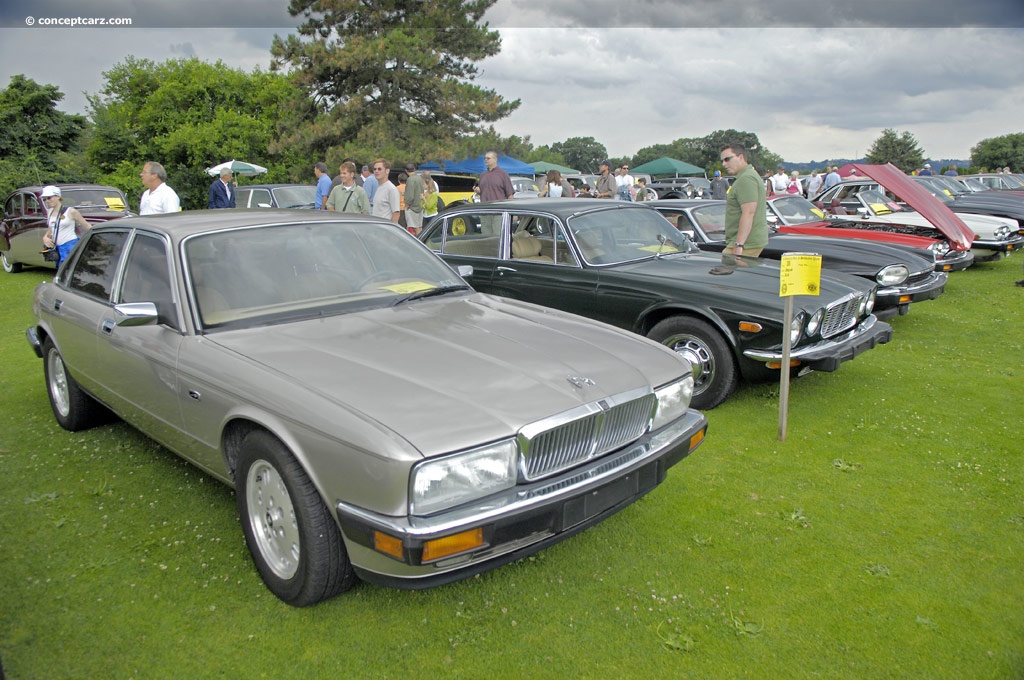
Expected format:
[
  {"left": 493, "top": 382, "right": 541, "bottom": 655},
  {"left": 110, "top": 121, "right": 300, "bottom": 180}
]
[{"left": 12, "top": 161, "right": 1022, "bottom": 607}]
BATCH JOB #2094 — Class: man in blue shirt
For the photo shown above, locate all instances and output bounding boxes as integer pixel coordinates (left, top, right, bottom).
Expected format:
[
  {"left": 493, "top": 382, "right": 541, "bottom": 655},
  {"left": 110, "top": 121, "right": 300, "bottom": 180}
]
[
  {"left": 361, "top": 164, "right": 378, "bottom": 205},
  {"left": 314, "top": 162, "right": 332, "bottom": 209}
]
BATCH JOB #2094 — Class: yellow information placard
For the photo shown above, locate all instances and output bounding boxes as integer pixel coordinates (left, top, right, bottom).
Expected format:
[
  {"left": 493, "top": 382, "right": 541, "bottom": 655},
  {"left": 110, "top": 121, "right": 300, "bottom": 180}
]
[{"left": 779, "top": 253, "right": 822, "bottom": 297}]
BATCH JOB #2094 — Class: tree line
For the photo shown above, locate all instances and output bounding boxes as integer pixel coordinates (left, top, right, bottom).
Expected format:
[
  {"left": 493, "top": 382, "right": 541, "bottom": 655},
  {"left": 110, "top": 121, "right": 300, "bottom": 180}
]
[{"left": 2, "top": 0, "right": 1021, "bottom": 206}]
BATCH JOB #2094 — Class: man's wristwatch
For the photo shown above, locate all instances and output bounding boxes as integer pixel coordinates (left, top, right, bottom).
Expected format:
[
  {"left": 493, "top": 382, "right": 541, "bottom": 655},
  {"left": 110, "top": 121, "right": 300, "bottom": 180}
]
[{"left": 735, "top": 243, "right": 744, "bottom": 249}]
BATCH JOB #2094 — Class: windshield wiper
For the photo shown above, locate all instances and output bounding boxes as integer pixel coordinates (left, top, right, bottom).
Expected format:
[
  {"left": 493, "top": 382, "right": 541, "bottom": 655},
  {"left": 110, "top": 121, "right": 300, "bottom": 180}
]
[{"left": 391, "top": 284, "right": 470, "bottom": 306}]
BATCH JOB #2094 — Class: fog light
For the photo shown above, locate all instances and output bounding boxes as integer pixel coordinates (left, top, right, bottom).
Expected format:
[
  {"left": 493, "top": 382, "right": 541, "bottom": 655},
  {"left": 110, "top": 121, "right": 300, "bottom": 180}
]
[
  {"left": 422, "top": 528, "right": 485, "bottom": 562},
  {"left": 374, "top": 531, "right": 405, "bottom": 560}
]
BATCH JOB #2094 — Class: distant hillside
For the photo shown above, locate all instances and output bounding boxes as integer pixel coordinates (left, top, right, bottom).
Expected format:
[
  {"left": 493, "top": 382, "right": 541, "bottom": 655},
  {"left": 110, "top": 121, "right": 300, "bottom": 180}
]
[{"left": 783, "top": 158, "right": 969, "bottom": 172}]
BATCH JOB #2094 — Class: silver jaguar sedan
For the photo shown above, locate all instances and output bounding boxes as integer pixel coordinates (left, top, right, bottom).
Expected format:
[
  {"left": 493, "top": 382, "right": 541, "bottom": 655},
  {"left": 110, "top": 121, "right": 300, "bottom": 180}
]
[{"left": 27, "top": 209, "right": 708, "bottom": 606}]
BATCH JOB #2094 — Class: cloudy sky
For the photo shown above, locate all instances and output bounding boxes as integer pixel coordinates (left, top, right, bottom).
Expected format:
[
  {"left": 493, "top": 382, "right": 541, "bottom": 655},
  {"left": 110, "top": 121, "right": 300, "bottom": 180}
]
[{"left": 2, "top": 0, "right": 1023, "bottom": 164}]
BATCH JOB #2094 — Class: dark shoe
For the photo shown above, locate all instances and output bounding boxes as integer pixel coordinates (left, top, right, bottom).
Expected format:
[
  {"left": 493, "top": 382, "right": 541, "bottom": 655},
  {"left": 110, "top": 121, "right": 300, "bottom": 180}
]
[{"left": 1016, "top": 280, "right": 1024, "bottom": 287}]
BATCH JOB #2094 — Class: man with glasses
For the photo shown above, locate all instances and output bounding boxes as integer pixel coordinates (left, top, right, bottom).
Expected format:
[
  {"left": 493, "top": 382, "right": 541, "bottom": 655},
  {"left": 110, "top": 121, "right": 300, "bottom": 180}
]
[
  {"left": 719, "top": 144, "right": 767, "bottom": 258},
  {"left": 616, "top": 164, "right": 635, "bottom": 201},
  {"left": 370, "top": 159, "right": 401, "bottom": 223}
]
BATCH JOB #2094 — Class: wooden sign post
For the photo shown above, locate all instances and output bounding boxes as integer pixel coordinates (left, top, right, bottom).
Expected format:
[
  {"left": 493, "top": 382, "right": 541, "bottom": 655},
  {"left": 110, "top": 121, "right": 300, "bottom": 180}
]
[{"left": 778, "top": 253, "right": 822, "bottom": 441}]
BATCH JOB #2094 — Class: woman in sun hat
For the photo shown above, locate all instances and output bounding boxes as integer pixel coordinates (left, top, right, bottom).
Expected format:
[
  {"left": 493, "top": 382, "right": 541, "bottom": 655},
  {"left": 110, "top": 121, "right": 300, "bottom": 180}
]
[{"left": 41, "top": 185, "right": 91, "bottom": 265}]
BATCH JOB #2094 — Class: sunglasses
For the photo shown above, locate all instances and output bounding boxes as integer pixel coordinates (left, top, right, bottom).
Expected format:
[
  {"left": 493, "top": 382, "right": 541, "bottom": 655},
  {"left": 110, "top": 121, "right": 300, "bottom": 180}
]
[{"left": 720, "top": 155, "right": 736, "bottom": 163}]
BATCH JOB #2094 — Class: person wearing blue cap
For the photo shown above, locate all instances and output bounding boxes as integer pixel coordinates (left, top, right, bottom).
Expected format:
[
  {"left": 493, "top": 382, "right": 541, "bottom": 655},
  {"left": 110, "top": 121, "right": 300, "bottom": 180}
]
[{"left": 710, "top": 169, "right": 728, "bottom": 200}]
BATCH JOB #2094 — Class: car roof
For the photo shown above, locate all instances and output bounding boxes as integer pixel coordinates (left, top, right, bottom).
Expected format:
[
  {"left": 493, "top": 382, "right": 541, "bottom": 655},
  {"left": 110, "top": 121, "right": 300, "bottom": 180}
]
[
  {"left": 92, "top": 208, "right": 393, "bottom": 241},
  {"left": 235, "top": 184, "right": 312, "bottom": 190},
  {"left": 13, "top": 183, "right": 124, "bottom": 195},
  {"left": 445, "top": 197, "right": 655, "bottom": 218}
]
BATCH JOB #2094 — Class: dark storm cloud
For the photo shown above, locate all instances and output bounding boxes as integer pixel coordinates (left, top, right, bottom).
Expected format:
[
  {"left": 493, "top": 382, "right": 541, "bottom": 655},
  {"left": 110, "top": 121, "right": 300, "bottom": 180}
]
[
  {"left": 0, "top": 0, "right": 300, "bottom": 28},
  {"left": 485, "top": 0, "right": 1024, "bottom": 29}
]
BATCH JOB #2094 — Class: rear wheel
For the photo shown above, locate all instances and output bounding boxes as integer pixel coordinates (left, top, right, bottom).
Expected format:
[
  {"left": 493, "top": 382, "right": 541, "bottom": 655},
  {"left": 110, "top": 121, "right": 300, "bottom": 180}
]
[
  {"left": 42, "top": 338, "right": 103, "bottom": 431},
  {"left": 2, "top": 252, "right": 22, "bottom": 273},
  {"left": 236, "top": 430, "right": 356, "bottom": 606},
  {"left": 648, "top": 316, "right": 738, "bottom": 410}
]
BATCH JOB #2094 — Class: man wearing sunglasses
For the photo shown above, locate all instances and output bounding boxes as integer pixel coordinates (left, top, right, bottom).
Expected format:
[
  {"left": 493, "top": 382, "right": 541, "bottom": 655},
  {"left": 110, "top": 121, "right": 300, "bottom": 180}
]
[{"left": 719, "top": 144, "right": 768, "bottom": 258}]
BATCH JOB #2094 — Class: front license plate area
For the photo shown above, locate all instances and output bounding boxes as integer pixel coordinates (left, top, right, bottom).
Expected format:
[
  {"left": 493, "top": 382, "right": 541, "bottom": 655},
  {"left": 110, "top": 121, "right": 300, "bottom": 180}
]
[{"left": 562, "top": 467, "right": 650, "bottom": 529}]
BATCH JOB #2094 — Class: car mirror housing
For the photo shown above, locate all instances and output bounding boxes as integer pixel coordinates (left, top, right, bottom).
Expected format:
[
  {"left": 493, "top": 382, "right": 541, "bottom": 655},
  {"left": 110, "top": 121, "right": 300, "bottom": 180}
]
[{"left": 114, "top": 302, "right": 159, "bottom": 327}]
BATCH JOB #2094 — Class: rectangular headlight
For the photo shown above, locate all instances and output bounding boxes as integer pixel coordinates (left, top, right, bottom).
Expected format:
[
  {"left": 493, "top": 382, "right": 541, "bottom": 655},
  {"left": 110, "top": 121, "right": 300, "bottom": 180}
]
[
  {"left": 410, "top": 440, "right": 518, "bottom": 516},
  {"left": 651, "top": 377, "right": 694, "bottom": 430}
]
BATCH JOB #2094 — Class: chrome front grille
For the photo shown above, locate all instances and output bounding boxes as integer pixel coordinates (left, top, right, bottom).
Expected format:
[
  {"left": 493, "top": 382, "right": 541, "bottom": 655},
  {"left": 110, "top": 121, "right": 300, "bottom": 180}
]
[
  {"left": 518, "top": 390, "right": 655, "bottom": 481},
  {"left": 820, "top": 294, "right": 862, "bottom": 338}
]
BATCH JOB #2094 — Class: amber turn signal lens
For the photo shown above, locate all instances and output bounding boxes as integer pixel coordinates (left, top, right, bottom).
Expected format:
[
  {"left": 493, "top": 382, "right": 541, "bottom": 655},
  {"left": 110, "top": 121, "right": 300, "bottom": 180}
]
[
  {"left": 374, "top": 531, "right": 405, "bottom": 560},
  {"left": 422, "top": 528, "right": 485, "bottom": 562},
  {"left": 738, "top": 321, "right": 763, "bottom": 333}
]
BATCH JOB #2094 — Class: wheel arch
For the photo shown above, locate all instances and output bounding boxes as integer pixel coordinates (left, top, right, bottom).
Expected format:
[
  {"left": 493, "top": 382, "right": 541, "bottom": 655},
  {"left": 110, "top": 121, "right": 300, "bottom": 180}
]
[{"left": 636, "top": 304, "right": 742, "bottom": 361}]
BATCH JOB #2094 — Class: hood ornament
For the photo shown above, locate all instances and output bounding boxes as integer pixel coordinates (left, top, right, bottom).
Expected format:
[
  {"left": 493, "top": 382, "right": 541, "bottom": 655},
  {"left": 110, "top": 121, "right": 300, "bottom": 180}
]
[{"left": 566, "top": 375, "right": 596, "bottom": 389}]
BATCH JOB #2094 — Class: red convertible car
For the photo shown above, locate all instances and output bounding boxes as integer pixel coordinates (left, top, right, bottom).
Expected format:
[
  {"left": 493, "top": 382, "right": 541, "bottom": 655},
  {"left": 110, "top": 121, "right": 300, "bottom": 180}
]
[{"left": 766, "top": 194, "right": 974, "bottom": 272}]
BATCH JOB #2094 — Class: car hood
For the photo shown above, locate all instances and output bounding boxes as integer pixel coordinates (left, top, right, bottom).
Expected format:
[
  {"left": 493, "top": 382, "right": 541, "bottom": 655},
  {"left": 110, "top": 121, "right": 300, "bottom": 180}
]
[
  {"left": 206, "top": 293, "right": 688, "bottom": 458},
  {"left": 852, "top": 164, "right": 974, "bottom": 248},
  {"left": 765, "top": 233, "right": 932, "bottom": 275},
  {"left": 612, "top": 251, "right": 868, "bottom": 304},
  {"left": 779, "top": 222, "right": 940, "bottom": 249}
]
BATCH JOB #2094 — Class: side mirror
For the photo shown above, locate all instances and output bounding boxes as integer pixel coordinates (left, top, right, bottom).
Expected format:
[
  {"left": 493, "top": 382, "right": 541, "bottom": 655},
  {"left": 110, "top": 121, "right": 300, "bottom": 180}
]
[{"left": 114, "top": 302, "right": 159, "bottom": 327}]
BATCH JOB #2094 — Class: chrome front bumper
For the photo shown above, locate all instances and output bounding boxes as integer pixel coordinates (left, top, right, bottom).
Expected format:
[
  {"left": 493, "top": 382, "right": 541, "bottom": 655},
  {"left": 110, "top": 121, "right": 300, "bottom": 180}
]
[
  {"left": 743, "top": 315, "right": 893, "bottom": 372},
  {"left": 334, "top": 409, "right": 708, "bottom": 589}
]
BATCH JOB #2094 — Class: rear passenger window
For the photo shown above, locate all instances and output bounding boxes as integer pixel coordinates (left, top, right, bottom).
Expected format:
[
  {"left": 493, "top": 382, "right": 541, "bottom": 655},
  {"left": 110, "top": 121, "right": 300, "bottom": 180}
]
[{"left": 68, "top": 231, "right": 129, "bottom": 301}]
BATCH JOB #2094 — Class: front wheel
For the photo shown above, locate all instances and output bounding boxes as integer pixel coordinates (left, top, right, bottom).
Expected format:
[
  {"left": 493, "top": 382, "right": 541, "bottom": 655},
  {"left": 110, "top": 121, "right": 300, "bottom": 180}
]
[
  {"left": 1, "top": 251, "right": 22, "bottom": 273},
  {"left": 647, "top": 316, "right": 738, "bottom": 410},
  {"left": 236, "top": 430, "right": 356, "bottom": 606},
  {"left": 42, "top": 338, "right": 103, "bottom": 431}
]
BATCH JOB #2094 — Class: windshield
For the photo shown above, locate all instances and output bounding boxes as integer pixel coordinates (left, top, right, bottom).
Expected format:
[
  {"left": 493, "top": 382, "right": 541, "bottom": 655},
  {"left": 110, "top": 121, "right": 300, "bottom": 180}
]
[
  {"left": 63, "top": 188, "right": 128, "bottom": 212},
  {"left": 511, "top": 177, "right": 538, "bottom": 192},
  {"left": 186, "top": 221, "right": 467, "bottom": 330},
  {"left": 568, "top": 207, "right": 694, "bottom": 265},
  {"left": 858, "top": 190, "right": 905, "bottom": 215},
  {"left": 272, "top": 185, "right": 317, "bottom": 209},
  {"left": 912, "top": 179, "right": 954, "bottom": 204},
  {"left": 770, "top": 196, "right": 827, "bottom": 225}
]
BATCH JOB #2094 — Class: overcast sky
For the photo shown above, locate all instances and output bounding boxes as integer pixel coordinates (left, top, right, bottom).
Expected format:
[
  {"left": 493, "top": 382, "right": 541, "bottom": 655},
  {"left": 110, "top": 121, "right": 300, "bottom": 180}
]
[{"left": 2, "top": 0, "right": 1023, "bottom": 164}]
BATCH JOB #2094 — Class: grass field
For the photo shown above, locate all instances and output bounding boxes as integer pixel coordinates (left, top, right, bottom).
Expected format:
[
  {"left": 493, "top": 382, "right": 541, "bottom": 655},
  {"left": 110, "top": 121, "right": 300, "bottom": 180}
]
[{"left": 1, "top": 255, "right": 1022, "bottom": 679}]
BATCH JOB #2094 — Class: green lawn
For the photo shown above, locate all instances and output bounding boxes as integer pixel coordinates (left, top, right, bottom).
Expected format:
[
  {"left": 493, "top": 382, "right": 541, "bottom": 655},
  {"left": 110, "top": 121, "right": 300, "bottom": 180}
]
[{"left": 1, "top": 256, "right": 1022, "bottom": 679}]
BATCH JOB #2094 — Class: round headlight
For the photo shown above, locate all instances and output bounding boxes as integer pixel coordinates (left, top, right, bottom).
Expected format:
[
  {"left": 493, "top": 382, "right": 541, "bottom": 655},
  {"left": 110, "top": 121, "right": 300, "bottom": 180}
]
[
  {"left": 995, "top": 225, "right": 1011, "bottom": 240},
  {"left": 790, "top": 312, "right": 805, "bottom": 345},
  {"left": 806, "top": 308, "right": 824, "bottom": 337},
  {"left": 876, "top": 264, "right": 909, "bottom": 286},
  {"left": 929, "top": 241, "right": 950, "bottom": 261}
]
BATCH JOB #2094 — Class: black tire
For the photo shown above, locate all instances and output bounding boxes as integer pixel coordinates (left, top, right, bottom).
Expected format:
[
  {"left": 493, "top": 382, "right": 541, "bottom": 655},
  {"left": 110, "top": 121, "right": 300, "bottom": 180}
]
[
  {"left": 236, "top": 430, "right": 355, "bottom": 606},
  {"left": 647, "top": 316, "right": 738, "bottom": 410},
  {"left": 2, "top": 252, "right": 22, "bottom": 273},
  {"left": 42, "top": 338, "right": 103, "bottom": 431}
]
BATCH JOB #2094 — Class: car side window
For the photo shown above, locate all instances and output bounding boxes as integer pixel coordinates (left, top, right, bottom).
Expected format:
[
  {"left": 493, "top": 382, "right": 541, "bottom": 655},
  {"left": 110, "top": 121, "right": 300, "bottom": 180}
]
[
  {"left": 250, "top": 189, "right": 273, "bottom": 207},
  {"left": 118, "top": 233, "right": 178, "bottom": 329},
  {"left": 433, "top": 213, "right": 502, "bottom": 259},
  {"left": 68, "top": 231, "right": 129, "bottom": 301},
  {"left": 510, "top": 214, "right": 577, "bottom": 266},
  {"left": 25, "top": 193, "right": 43, "bottom": 216},
  {"left": 4, "top": 194, "right": 21, "bottom": 217}
]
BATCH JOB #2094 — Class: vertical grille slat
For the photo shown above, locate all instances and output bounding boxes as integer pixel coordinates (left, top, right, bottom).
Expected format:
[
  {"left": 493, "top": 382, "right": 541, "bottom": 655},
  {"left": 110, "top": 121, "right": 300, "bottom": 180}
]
[{"left": 521, "top": 393, "right": 655, "bottom": 481}]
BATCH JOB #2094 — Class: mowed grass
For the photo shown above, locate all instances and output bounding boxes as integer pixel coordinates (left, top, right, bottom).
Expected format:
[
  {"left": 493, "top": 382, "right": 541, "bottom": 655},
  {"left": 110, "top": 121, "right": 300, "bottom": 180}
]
[{"left": 1, "top": 255, "right": 1022, "bottom": 679}]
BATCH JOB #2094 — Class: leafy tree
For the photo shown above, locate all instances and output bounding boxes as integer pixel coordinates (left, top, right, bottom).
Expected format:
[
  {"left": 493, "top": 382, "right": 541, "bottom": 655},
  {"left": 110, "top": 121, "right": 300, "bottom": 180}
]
[
  {"left": 631, "top": 130, "right": 780, "bottom": 176},
  {"left": 0, "top": 75, "right": 88, "bottom": 195},
  {"left": 971, "top": 133, "right": 1024, "bottom": 172},
  {"left": 864, "top": 128, "right": 925, "bottom": 171},
  {"left": 270, "top": 0, "right": 519, "bottom": 167},
  {"left": 86, "top": 57, "right": 301, "bottom": 209},
  {"left": 550, "top": 137, "right": 608, "bottom": 174}
]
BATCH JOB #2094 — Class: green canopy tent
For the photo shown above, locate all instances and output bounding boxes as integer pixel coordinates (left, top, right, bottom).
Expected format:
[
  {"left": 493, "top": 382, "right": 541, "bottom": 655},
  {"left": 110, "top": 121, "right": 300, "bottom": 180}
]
[
  {"left": 630, "top": 156, "right": 705, "bottom": 177},
  {"left": 530, "top": 161, "right": 580, "bottom": 175}
]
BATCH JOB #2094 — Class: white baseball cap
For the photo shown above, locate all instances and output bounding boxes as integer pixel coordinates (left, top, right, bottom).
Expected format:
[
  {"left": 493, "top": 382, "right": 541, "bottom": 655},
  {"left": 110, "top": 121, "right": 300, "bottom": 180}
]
[{"left": 41, "top": 185, "right": 61, "bottom": 198}]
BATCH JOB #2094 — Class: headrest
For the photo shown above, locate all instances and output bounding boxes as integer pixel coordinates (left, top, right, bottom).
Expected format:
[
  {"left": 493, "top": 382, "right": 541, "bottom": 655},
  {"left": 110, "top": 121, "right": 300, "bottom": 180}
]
[{"left": 511, "top": 234, "right": 542, "bottom": 258}]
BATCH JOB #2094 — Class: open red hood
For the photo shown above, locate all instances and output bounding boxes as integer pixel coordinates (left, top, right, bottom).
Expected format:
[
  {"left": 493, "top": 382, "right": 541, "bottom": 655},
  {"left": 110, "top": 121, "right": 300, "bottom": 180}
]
[{"left": 852, "top": 163, "right": 974, "bottom": 249}]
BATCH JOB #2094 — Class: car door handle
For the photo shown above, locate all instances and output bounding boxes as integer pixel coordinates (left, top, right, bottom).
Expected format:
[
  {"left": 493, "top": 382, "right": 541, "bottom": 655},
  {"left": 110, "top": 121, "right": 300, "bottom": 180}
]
[
  {"left": 53, "top": 299, "right": 63, "bottom": 311},
  {"left": 497, "top": 266, "right": 517, "bottom": 273},
  {"left": 101, "top": 319, "right": 115, "bottom": 335}
]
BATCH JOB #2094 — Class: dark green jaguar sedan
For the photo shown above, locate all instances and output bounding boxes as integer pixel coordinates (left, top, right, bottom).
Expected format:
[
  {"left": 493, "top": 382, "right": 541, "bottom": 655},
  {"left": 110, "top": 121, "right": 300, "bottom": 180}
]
[{"left": 421, "top": 199, "right": 893, "bottom": 409}]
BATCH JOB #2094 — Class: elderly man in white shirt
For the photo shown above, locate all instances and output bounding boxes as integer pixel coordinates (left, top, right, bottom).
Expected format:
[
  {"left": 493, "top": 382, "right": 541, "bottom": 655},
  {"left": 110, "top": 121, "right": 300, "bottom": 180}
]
[{"left": 140, "top": 161, "right": 181, "bottom": 214}]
